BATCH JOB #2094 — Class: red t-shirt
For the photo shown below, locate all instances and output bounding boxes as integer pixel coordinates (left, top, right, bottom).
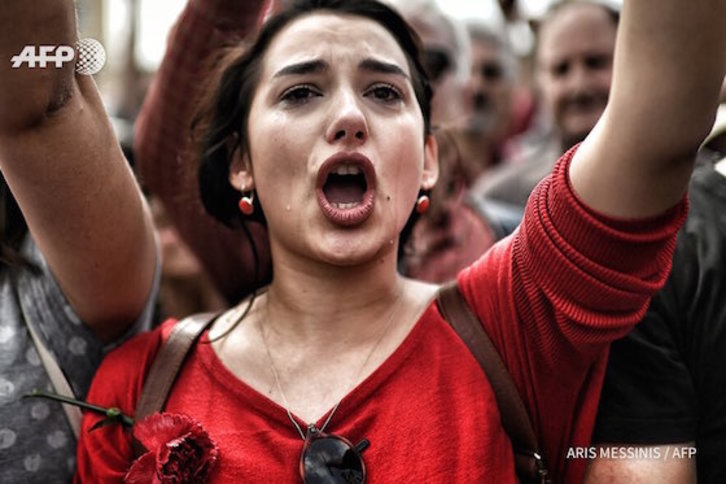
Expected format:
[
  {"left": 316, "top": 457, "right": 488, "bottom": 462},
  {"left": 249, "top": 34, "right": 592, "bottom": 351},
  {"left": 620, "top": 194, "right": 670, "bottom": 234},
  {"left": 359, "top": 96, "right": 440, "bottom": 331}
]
[{"left": 75, "top": 149, "right": 685, "bottom": 483}]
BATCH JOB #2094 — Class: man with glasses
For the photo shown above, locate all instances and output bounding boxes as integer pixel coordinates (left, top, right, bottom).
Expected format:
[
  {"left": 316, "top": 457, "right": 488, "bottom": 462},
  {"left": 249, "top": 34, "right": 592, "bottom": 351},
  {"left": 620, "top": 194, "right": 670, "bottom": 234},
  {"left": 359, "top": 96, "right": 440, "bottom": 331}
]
[
  {"left": 388, "top": 0, "right": 471, "bottom": 130},
  {"left": 457, "top": 21, "right": 522, "bottom": 179}
]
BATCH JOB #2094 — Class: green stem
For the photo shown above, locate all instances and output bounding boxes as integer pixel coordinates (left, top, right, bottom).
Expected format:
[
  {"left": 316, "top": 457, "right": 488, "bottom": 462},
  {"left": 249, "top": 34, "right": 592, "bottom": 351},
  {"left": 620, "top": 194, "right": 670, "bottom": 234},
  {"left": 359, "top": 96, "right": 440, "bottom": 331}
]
[{"left": 23, "top": 389, "right": 134, "bottom": 427}]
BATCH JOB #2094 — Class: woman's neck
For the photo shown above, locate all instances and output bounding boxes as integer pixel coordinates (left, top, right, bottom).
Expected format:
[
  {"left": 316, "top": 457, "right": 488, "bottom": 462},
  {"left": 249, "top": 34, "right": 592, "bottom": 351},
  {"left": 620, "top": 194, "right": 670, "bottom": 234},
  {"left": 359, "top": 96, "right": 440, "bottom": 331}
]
[{"left": 264, "top": 247, "right": 405, "bottom": 344}]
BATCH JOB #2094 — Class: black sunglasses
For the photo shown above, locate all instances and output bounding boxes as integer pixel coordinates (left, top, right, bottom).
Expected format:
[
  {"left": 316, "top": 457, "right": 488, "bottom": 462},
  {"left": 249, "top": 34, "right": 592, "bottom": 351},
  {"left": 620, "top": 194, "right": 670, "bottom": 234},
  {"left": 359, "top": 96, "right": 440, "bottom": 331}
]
[
  {"left": 299, "top": 425, "right": 371, "bottom": 484},
  {"left": 422, "top": 47, "right": 455, "bottom": 83}
]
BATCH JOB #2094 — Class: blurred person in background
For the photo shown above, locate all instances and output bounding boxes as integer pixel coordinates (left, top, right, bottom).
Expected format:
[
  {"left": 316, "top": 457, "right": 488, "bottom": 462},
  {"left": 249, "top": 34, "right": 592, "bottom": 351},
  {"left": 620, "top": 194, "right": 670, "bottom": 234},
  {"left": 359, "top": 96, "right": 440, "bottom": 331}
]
[
  {"left": 470, "top": 0, "right": 618, "bottom": 238},
  {"left": 118, "top": 119, "right": 225, "bottom": 323},
  {"left": 387, "top": 0, "right": 471, "bottom": 130},
  {"left": 403, "top": 129, "right": 497, "bottom": 282},
  {"left": 135, "top": 0, "right": 272, "bottom": 305},
  {"left": 149, "top": 197, "right": 226, "bottom": 321},
  {"left": 0, "top": 2, "right": 158, "bottom": 481},
  {"left": 387, "top": 0, "right": 503, "bottom": 282},
  {"left": 456, "top": 21, "right": 521, "bottom": 179}
]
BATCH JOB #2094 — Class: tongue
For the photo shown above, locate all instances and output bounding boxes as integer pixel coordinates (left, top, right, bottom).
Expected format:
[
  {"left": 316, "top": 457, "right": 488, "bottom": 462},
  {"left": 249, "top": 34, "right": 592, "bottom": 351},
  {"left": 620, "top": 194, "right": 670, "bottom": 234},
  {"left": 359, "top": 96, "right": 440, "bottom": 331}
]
[{"left": 323, "top": 174, "right": 366, "bottom": 204}]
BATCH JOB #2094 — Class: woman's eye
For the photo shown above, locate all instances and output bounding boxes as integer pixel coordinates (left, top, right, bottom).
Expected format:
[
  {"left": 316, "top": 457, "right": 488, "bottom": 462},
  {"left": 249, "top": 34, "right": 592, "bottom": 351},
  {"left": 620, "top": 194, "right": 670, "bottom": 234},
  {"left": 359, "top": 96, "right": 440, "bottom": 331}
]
[
  {"left": 366, "top": 84, "right": 402, "bottom": 103},
  {"left": 280, "top": 85, "right": 320, "bottom": 105}
]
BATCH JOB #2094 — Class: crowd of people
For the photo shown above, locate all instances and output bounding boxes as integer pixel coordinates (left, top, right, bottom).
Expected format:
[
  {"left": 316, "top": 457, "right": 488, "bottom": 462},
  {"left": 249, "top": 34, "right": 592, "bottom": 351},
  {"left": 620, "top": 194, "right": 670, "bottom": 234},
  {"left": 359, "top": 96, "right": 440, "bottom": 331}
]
[{"left": 1, "top": 0, "right": 725, "bottom": 482}]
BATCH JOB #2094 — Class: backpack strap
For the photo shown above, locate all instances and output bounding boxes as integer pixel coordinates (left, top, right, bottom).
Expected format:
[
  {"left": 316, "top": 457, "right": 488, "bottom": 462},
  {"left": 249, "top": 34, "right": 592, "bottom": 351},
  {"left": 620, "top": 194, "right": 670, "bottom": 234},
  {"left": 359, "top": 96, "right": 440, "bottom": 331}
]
[
  {"left": 131, "top": 312, "right": 218, "bottom": 456},
  {"left": 436, "top": 281, "right": 550, "bottom": 484}
]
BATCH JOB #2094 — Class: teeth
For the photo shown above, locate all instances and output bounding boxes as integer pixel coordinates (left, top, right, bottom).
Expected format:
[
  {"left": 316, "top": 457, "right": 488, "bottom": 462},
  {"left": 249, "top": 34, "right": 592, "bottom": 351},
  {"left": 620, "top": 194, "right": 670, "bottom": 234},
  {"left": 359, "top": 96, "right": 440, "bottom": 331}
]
[
  {"left": 332, "top": 202, "right": 359, "bottom": 209},
  {"left": 333, "top": 164, "right": 362, "bottom": 175}
]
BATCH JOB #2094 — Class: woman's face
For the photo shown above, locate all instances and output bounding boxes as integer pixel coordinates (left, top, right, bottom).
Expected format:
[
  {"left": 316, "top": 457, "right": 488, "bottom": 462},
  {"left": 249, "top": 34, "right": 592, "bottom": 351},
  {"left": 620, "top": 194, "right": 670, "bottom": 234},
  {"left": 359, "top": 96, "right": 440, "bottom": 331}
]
[{"left": 233, "top": 13, "right": 438, "bottom": 268}]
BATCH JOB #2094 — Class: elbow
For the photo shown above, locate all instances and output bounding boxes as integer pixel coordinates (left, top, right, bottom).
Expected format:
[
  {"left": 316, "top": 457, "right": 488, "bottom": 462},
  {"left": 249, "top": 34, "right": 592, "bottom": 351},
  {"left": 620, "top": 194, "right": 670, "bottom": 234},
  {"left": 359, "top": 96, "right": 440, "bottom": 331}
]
[{"left": 83, "top": 248, "right": 158, "bottom": 343}]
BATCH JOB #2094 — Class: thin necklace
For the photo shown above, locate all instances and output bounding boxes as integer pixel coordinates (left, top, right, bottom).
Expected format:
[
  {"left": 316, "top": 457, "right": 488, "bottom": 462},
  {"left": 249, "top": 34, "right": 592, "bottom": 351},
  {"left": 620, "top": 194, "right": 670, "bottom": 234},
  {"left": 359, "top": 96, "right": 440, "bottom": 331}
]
[{"left": 259, "top": 289, "right": 403, "bottom": 440}]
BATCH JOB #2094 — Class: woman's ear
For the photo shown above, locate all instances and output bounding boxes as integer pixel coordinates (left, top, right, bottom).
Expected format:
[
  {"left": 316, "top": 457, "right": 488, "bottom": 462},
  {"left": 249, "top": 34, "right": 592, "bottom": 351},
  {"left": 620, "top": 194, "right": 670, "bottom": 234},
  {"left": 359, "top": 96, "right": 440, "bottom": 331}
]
[
  {"left": 421, "top": 133, "right": 439, "bottom": 190},
  {"left": 228, "top": 148, "right": 255, "bottom": 192}
]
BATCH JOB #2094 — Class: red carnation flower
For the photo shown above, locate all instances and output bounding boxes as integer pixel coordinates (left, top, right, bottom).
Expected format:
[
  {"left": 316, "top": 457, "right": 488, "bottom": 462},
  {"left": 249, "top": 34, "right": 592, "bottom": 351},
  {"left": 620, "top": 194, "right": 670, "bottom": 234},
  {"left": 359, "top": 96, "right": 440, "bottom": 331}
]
[{"left": 125, "top": 412, "right": 219, "bottom": 483}]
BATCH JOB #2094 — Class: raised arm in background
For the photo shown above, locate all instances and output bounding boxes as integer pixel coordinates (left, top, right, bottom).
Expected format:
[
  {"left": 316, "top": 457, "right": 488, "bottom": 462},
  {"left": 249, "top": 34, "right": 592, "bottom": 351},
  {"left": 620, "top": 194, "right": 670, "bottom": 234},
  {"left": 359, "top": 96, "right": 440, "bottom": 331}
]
[
  {"left": 0, "top": 1, "right": 157, "bottom": 342},
  {"left": 569, "top": 0, "right": 726, "bottom": 218},
  {"left": 134, "top": 0, "right": 271, "bottom": 303}
]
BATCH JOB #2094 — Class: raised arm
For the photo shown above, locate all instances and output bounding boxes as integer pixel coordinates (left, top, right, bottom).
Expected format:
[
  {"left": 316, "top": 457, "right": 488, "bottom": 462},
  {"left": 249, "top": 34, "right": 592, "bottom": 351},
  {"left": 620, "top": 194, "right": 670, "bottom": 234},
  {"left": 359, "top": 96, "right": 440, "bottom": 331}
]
[
  {"left": 134, "top": 0, "right": 270, "bottom": 303},
  {"left": 570, "top": 0, "right": 726, "bottom": 217},
  {"left": 0, "top": 1, "right": 156, "bottom": 342}
]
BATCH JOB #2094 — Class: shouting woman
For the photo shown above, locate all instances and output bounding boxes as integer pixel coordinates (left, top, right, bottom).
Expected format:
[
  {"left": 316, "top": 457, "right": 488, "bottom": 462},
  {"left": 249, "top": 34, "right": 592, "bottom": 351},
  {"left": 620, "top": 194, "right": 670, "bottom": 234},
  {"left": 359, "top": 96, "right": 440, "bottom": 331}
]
[{"left": 76, "top": 0, "right": 726, "bottom": 482}]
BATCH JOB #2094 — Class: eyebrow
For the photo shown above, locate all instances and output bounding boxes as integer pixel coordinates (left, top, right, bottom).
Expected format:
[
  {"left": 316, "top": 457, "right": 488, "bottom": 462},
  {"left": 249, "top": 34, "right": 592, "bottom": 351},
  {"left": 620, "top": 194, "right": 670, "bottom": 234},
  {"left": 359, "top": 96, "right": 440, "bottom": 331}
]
[
  {"left": 358, "top": 58, "right": 409, "bottom": 79},
  {"left": 273, "top": 60, "right": 328, "bottom": 78},
  {"left": 272, "top": 58, "right": 409, "bottom": 80}
]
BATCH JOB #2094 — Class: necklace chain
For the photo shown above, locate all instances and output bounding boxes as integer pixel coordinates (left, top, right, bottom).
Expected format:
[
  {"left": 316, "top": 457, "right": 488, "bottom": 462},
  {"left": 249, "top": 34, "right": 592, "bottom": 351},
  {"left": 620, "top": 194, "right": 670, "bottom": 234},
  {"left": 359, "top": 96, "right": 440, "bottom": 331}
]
[{"left": 259, "top": 290, "right": 403, "bottom": 441}]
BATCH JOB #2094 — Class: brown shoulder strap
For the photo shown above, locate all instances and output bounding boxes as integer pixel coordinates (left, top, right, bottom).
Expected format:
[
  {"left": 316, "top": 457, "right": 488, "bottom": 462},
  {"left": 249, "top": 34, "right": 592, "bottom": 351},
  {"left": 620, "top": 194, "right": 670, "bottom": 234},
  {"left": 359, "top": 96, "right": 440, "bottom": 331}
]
[
  {"left": 436, "top": 281, "right": 550, "bottom": 483},
  {"left": 135, "top": 313, "right": 218, "bottom": 420},
  {"left": 131, "top": 312, "right": 218, "bottom": 456}
]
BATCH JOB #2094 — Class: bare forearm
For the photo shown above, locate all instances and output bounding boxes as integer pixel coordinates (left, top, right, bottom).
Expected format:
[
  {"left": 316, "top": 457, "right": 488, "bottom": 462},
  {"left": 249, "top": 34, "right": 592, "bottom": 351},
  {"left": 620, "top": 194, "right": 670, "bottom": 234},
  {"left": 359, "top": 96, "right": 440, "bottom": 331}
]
[
  {"left": 0, "top": 1, "right": 156, "bottom": 341},
  {"left": 611, "top": 0, "right": 726, "bottom": 159},
  {"left": 570, "top": 0, "right": 726, "bottom": 218}
]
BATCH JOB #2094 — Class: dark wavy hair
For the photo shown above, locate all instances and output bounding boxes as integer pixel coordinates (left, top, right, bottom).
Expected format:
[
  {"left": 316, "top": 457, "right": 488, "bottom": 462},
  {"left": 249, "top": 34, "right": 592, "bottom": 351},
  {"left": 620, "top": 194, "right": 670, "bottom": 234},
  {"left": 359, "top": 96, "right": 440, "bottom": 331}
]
[{"left": 195, "top": 0, "right": 433, "bottom": 231}]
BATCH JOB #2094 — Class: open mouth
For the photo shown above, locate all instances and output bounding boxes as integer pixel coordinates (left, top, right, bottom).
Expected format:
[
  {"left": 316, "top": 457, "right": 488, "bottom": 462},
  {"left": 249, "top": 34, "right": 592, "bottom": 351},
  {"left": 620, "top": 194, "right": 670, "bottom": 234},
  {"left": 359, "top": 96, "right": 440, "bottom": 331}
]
[
  {"left": 316, "top": 153, "right": 376, "bottom": 227},
  {"left": 323, "top": 164, "right": 368, "bottom": 209}
]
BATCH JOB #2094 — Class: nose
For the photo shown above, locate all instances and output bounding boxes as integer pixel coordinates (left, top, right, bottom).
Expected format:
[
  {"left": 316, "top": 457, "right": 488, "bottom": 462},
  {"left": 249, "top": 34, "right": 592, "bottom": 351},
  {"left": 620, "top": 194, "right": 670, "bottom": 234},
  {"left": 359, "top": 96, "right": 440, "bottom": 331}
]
[
  {"left": 564, "top": 62, "right": 595, "bottom": 97},
  {"left": 325, "top": 89, "right": 368, "bottom": 145},
  {"left": 465, "top": 72, "right": 480, "bottom": 98}
]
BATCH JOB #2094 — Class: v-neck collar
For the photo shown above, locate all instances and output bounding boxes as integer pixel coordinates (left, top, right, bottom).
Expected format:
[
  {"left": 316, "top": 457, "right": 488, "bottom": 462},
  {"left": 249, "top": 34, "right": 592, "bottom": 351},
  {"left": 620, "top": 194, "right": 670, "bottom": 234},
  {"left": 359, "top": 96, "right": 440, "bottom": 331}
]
[{"left": 196, "top": 301, "right": 439, "bottom": 436}]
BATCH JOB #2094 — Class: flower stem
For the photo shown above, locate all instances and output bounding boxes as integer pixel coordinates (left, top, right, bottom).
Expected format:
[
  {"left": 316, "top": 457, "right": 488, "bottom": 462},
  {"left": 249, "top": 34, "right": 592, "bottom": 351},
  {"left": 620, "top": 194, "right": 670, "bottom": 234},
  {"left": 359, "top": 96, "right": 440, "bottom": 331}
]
[{"left": 23, "top": 389, "right": 134, "bottom": 427}]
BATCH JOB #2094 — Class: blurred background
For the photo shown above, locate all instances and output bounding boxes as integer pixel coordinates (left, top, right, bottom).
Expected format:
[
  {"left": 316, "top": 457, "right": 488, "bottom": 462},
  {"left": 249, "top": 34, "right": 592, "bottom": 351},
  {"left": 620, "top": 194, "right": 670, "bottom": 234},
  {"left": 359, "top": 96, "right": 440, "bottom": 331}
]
[{"left": 77, "top": 0, "right": 622, "bottom": 121}]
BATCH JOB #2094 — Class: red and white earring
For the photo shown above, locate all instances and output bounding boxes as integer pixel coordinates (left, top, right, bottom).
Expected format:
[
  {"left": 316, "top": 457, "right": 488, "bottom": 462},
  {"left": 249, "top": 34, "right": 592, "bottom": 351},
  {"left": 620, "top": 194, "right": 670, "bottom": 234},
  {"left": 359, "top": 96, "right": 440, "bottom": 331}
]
[
  {"left": 415, "top": 194, "right": 430, "bottom": 214},
  {"left": 238, "top": 191, "right": 255, "bottom": 216}
]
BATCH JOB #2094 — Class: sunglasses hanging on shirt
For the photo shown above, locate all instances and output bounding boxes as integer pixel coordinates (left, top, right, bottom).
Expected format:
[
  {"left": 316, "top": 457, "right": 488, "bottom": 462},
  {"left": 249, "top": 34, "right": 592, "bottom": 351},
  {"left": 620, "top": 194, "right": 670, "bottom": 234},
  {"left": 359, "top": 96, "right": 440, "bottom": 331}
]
[{"left": 300, "top": 424, "right": 370, "bottom": 484}]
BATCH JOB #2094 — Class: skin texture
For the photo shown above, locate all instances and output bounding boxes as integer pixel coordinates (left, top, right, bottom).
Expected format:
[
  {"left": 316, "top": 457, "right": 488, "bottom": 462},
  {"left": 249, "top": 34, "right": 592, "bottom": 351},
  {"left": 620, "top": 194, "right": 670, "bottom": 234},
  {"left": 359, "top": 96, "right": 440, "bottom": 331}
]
[
  {"left": 218, "top": 13, "right": 440, "bottom": 423},
  {"left": 233, "top": 13, "right": 438, "bottom": 268},
  {"left": 536, "top": 3, "right": 616, "bottom": 150},
  {"left": 0, "top": 1, "right": 156, "bottom": 341}
]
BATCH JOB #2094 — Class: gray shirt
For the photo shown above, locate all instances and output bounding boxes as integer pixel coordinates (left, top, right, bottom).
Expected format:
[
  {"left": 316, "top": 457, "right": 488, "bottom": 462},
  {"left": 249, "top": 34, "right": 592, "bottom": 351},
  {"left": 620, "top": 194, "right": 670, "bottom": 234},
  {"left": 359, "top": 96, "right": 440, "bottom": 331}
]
[{"left": 0, "top": 236, "right": 158, "bottom": 483}]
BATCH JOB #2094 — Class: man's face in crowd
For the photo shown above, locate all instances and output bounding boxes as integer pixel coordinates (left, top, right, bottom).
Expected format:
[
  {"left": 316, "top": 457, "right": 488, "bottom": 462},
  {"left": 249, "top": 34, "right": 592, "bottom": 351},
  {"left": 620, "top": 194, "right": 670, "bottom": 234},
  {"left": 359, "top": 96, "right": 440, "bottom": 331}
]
[
  {"left": 536, "top": 3, "right": 617, "bottom": 148},
  {"left": 409, "top": 16, "right": 468, "bottom": 128},
  {"left": 466, "top": 34, "right": 513, "bottom": 141}
]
